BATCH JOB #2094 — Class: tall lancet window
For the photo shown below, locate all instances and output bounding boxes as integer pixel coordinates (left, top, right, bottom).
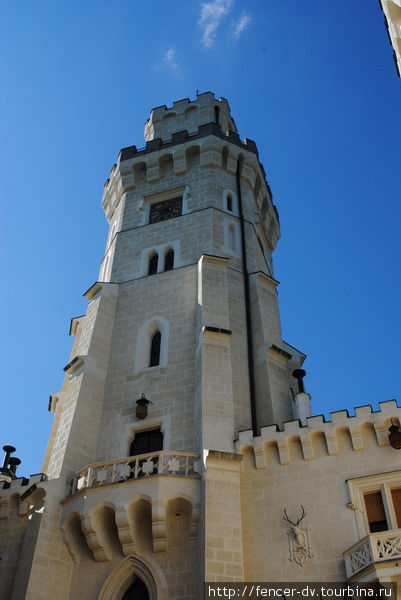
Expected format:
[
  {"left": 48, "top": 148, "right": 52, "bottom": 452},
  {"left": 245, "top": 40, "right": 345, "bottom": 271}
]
[
  {"left": 148, "top": 253, "right": 158, "bottom": 275},
  {"left": 164, "top": 249, "right": 174, "bottom": 271},
  {"left": 149, "top": 331, "right": 161, "bottom": 367}
]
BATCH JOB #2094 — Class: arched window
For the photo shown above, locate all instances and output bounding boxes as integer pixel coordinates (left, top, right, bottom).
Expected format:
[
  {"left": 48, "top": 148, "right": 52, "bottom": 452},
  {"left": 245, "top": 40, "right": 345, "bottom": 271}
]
[
  {"left": 226, "top": 195, "right": 233, "bottom": 212},
  {"left": 148, "top": 253, "right": 158, "bottom": 275},
  {"left": 149, "top": 331, "right": 161, "bottom": 367},
  {"left": 164, "top": 249, "right": 174, "bottom": 271},
  {"left": 134, "top": 316, "right": 169, "bottom": 373},
  {"left": 228, "top": 224, "right": 236, "bottom": 251}
]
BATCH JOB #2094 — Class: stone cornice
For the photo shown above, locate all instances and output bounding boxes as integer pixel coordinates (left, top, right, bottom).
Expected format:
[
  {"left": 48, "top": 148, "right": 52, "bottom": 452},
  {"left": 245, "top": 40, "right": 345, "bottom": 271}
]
[
  {"left": 199, "top": 254, "right": 230, "bottom": 267},
  {"left": 83, "top": 281, "right": 119, "bottom": 301}
]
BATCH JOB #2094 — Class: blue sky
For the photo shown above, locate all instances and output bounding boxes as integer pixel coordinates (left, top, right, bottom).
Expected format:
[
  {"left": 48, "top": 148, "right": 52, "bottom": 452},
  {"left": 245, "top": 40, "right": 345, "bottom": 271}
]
[{"left": 1, "top": 1, "right": 400, "bottom": 477}]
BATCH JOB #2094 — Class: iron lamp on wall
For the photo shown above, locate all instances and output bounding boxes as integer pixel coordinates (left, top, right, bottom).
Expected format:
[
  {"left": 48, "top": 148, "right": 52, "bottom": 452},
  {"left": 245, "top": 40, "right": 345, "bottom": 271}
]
[
  {"left": 388, "top": 421, "right": 401, "bottom": 449},
  {"left": 135, "top": 394, "right": 153, "bottom": 420}
]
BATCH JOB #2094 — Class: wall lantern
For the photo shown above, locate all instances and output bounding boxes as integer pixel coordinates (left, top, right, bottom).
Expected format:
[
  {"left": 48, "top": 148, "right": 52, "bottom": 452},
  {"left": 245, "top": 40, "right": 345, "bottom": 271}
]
[
  {"left": 135, "top": 394, "right": 153, "bottom": 420},
  {"left": 388, "top": 421, "right": 401, "bottom": 450}
]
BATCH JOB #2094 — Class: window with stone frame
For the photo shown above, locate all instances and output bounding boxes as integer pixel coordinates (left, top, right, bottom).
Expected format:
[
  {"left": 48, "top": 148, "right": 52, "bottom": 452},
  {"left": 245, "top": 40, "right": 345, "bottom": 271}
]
[
  {"left": 348, "top": 471, "right": 401, "bottom": 535},
  {"left": 129, "top": 428, "right": 163, "bottom": 457},
  {"left": 164, "top": 249, "right": 174, "bottom": 271},
  {"left": 149, "top": 197, "right": 182, "bottom": 224},
  {"left": 149, "top": 330, "right": 161, "bottom": 367},
  {"left": 148, "top": 253, "right": 158, "bottom": 275}
]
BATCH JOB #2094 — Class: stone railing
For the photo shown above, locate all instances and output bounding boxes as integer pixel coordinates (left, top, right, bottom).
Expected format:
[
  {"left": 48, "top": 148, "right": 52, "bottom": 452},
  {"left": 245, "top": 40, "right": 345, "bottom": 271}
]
[
  {"left": 68, "top": 452, "right": 201, "bottom": 497},
  {"left": 344, "top": 529, "right": 401, "bottom": 578}
]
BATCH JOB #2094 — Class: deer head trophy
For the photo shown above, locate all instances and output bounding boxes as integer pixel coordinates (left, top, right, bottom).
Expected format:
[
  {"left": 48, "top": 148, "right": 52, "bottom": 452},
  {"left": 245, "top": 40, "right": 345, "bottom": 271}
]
[
  {"left": 283, "top": 505, "right": 306, "bottom": 548},
  {"left": 283, "top": 505, "right": 313, "bottom": 566}
]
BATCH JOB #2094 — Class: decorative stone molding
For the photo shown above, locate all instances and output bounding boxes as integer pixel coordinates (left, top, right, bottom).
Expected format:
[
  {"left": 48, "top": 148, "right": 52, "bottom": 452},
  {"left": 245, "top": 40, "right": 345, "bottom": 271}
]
[
  {"left": 151, "top": 501, "right": 167, "bottom": 552},
  {"left": 81, "top": 513, "right": 109, "bottom": 562},
  {"left": 115, "top": 507, "right": 135, "bottom": 556},
  {"left": 97, "top": 554, "right": 168, "bottom": 600},
  {"left": 286, "top": 525, "right": 313, "bottom": 567}
]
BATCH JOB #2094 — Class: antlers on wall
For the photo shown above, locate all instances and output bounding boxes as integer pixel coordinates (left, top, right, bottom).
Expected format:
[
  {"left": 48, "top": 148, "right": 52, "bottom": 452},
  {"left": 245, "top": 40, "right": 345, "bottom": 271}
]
[{"left": 283, "top": 505, "right": 306, "bottom": 526}]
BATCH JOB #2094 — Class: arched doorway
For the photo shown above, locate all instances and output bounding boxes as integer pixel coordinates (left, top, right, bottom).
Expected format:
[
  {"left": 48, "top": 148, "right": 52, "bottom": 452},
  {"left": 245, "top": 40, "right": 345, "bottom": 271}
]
[
  {"left": 98, "top": 555, "right": 168, "bottom": 600},
  {"left": 121, "top": 577, "right": 149, "bottom": 600}
]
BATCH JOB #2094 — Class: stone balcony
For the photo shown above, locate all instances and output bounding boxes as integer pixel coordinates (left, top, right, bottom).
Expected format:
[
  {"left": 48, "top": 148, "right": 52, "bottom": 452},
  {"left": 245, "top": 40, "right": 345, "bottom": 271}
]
[
  {"left": 60, "top": 452, "right": 201, "bottom": 561},
  {"left": 67, "top": 451, "right": 201, "bottom": 497},
  {"left": 344, "top": 529, "right": 401, "bottom": 581}
]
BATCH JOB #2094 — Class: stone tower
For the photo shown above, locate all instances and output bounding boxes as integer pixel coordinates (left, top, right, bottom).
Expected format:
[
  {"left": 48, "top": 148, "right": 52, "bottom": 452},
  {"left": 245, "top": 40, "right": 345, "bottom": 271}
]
[{"left": 2, "top": 93, "right": 400, "bottom": 599}]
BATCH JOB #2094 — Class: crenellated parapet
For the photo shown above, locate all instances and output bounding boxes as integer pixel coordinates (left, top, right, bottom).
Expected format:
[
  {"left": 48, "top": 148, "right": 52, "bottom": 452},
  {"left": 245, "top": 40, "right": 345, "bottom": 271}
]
[
  {"left": 0, "top": 472, "right": 47, "bottom": 494},
  {"left": 236, "top": 399, "right": 401, "bottom": 468},
  {"left": 144, "top": 92, "right": 238, "bottom": 142},
  {"left": 0, "top": 472, "right": 48, "bottom": 520},
  {"left": 102, "top": 125, "right": 258, "bottom": 216},
  {"left": 101, "top": 123, "right": 279, "bottom": 250}
]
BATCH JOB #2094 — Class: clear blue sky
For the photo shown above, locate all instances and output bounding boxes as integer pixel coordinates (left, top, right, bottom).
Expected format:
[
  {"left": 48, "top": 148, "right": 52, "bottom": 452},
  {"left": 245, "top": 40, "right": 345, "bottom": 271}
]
[{"left": 1, "top": 1, "right": 400, "bottom": 477}]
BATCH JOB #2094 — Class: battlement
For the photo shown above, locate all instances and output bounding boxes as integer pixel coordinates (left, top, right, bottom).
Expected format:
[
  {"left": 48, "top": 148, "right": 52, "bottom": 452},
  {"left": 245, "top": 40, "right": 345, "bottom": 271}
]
[
  {"left": 144, "top": 92, "right": 237, "bottom": 143},
  {"left": 118, "top": 121, "right": 257, "bottom": 163},
  {"left": 0, "top": 472, "right": 47, "bottom": 494},
  {"left": 236, "top": 399, "right": 401, "bottom": 467}
]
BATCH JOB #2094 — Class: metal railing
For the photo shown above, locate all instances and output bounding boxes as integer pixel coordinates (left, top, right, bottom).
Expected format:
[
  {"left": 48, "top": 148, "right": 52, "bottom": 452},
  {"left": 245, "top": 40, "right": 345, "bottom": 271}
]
[{"left": 344, "top": 528, "right": 401, "bottom": 578}]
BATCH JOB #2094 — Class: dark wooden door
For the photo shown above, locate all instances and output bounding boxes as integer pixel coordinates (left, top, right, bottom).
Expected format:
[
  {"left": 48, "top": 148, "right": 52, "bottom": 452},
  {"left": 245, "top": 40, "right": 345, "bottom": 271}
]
[{"left": 129, "top": 429, "right": 163, "bottom": 456}]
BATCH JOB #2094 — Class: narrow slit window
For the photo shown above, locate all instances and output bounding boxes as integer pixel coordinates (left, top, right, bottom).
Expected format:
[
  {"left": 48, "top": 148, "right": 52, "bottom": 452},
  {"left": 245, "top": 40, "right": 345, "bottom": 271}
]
[
  {"left": 148, "top": 253, "right": 158, "bottom": 275},
  {"left": 364, "top": 491, "right": 388, "bottom": 532},
  {"left": 227, "top": 195, "right": 233, "bottom": 212},
  {"left": 164, "top": 249, "right": 174, "bottom": 271},
  {"left": 228, "top": 224, "right": 236, "bottom": 251},
  {"left": 149, "top": 330, "right": 161, "bottom": 367}
]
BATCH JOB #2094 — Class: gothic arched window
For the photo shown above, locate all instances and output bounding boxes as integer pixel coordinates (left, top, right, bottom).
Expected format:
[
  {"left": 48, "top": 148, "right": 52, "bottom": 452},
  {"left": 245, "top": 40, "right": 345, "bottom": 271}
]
[
  {"left": 226, "top": 194, "right": 233, "bottom": 212},
  {"left": 149, "top": 331, "right": 161, "bottom": 367},
  {"left": 164, "top": 249, "right": 174, "bottom": 271},
  {"left": 148, "top": 253, "right": 158, "bottom": 275}
]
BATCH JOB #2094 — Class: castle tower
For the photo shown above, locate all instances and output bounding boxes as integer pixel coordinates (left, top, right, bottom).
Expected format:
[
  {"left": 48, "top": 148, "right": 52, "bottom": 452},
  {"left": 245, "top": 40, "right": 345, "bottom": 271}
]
[{"left": 2, "top": 93, "right": 400, "bottom": 600}]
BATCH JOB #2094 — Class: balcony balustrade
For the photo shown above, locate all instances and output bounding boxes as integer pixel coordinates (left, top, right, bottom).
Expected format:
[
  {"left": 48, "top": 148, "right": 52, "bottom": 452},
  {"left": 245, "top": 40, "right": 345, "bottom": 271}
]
[
  {"left": 344, "top": 528, "right": 401, "bottom": 579},
  {"left": 67, "top": 451, "right": 201, "bottom": 497}
]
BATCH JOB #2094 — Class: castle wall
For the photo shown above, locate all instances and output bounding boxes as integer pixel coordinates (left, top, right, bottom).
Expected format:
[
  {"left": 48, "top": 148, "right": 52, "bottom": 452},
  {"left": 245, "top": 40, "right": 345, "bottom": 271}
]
[
  {"left": 238, "top": 402, "right": 401, "bottom": 581},
  {"left": 4, "top": 93, "right": 397, "bottom": 599}
]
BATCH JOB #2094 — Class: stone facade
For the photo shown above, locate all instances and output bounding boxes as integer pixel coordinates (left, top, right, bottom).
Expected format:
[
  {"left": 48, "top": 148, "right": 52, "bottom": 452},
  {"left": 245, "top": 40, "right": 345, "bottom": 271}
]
[
  {"left": 1, "top": 93, "right": 400, "bottom": 600},
  {"left": 379, "top": 0, "right": 401, "bottom": 77}
]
